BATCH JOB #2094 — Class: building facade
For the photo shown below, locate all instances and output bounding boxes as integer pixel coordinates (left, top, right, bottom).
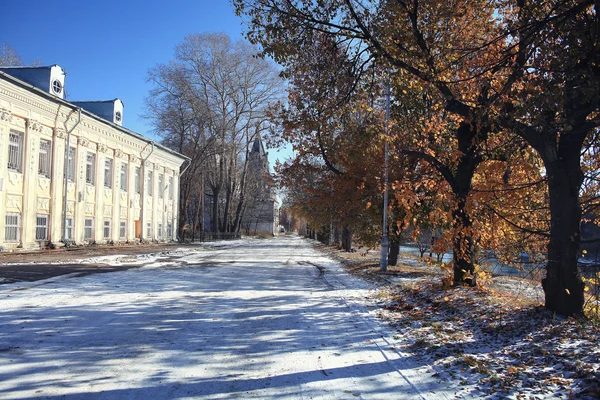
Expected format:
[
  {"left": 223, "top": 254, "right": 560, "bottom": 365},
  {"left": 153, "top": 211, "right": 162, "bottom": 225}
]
[
  {"left": 0, "top": 66, "right": 188, "bottom": 250},
  {"left": 241, "top": 137, "right": 279, "bottom": 235}
]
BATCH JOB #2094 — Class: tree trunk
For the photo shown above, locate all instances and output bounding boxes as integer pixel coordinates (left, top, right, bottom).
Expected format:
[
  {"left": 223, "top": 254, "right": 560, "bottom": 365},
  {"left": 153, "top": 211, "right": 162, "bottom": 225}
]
[
  {"left": 342, "top": 226, "right": 352, "bottom": 252},
  {"left": 388, "top": 239, "right": 399, "bottom": 266},
  {"left": 452, "top": 203, "right": 476, "bottom": 287},
  {"left": 541, "top": 153, "right": 585, "bottom": 317}
]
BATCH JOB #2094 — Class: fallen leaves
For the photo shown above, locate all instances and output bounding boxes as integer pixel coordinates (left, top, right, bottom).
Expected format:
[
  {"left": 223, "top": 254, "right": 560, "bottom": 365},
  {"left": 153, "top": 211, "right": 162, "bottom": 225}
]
[{"left": 375, "top": 280, "right": 600, "bottom": 398}]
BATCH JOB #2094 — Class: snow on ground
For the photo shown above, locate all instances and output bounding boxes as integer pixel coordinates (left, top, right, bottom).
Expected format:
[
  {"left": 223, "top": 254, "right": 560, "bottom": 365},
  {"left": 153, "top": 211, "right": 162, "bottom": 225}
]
[
  {"left": 0, "top": 236, "right": 597, "bottom": 399},
  {"left": 321, "top": 245, "right": 599, "bottom": 399},
  {"left": 0, "top": 236, "right": 452, "bottom": 400}
]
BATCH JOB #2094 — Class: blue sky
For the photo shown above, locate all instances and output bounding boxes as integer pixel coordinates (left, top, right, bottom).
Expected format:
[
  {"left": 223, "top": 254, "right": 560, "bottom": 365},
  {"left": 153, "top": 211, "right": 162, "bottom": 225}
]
[{"left": 1, "top": 1, "right": 291, "bottom": 166}]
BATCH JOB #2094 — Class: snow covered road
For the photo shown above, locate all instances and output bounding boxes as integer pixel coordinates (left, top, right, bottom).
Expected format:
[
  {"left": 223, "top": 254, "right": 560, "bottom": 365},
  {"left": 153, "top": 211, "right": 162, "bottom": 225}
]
[{"left": 0, "top": 236, "right": 448, "bottom": 399}]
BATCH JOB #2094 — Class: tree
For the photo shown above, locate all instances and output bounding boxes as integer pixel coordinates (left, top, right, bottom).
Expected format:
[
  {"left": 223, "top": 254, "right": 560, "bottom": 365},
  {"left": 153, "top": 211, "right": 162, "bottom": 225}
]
[
  {"left": 145, "top": 33, "right": 282, "bottom": 239},
  {"left": 237, "top": 0, "right": 518, "bottom": 285},
  {"left": 0, "top": 43, "right": 23, "bottom": 67},
  {"left": 234, "top": 0, "right": 600, "bottom": 316}
]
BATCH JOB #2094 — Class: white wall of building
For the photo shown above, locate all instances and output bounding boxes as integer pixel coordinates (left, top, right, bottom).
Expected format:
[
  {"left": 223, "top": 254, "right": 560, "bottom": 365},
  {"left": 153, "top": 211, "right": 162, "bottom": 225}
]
[{"left": 0, "top": 73, "right": 187, "bottom": 250}]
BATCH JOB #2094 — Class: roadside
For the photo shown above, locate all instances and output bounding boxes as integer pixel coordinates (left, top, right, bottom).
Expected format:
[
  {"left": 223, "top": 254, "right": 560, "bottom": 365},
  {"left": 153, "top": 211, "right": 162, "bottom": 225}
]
[
  {"left": 0, "top": 242, "right": 182, "bottom": 284},
  {"left": 318, "top": 241, "right": 600, "bottom": 399}
]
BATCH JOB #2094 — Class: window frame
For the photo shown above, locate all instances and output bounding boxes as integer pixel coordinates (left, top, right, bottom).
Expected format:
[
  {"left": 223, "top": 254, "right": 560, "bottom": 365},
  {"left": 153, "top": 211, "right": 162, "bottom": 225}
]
[
  {"left": 119, "top": 220, "right": 126, "bottom": 239},
  {"left": 147, "top": 170, "right": 153, "bottom": 197},
  {"left": 120, "top": 164, "right": 127, "bottom": 191},
  {"left": 134, "top": 167, "right": 141, "bottom": 194},
  {"left": 5, "top": 213, "right": 20, "bottom": 242},
  {"left": 65, "top": 217, "right": 73, "bottom": 240},
  {"left": 84, "top": 218, "right": 94, "bottom": 240},
  {"left": 86, "top": 152, "right": 96, "bottom": 185},
  {"left": 104, "top": 158, "right": 113, "bottom": 189},
  {"left": 103, "top": 219, "right": 111, "bottom": 239},
  {"left": 66, "top": 146, "right": 76, "bottom": 182},
  {"left": 38, "top": 139, "right": 52, "bottom": 178},
  {"left": 158, "top": 174, "right": 164, "bottom": 199},
  {"left": 35, "top": 215, "right": 49, "bottom": 241},
  {"left": 8, "top": 130, "right": 24, "bottom": 173}
]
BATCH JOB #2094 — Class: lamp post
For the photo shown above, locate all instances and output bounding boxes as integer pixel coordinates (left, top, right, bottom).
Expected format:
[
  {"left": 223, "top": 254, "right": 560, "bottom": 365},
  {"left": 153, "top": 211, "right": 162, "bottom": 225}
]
[{"left": 380, "top": 72, "right": 391, "bottom": 271}]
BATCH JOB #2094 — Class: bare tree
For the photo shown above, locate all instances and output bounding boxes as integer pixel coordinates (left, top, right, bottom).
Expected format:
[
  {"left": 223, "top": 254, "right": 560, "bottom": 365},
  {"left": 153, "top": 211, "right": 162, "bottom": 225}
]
[
  {"left": 145, "top": 33, "right": 282, "bottom": 239},
  {"left": 0, "top": 43, "right": 23, "bottom": 67}
]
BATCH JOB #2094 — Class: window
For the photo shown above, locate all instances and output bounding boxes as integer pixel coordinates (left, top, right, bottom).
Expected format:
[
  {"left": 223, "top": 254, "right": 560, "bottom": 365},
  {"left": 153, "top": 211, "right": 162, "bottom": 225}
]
[
  {"left": 104, "top": 158, "right": 113, "bottom": 188},
  {"left": 119, "top": 220, "right": 126, "bottom": 239},
  {"left": 8, "top": 130, "right": 23, "bottom": 172},
  {"left": 120, "top": 164, "right": 127, "bottom": 191},
  {"left": 135, "top": 167, "right": 141, "bottom": 194},
  {"left": 103, "top": 219, "right": 111, "bottom": 239},
  {"left": 84, "top": 218, "right": 94, "bottom": 240},
  {"left": 38, "top": 139, "right": 51, "bottom": 178},
  {"left": 35, "top": 215, "right": 49, "bottom": 241},
  {"left": 158, "top": 223, "right": 163, "bottom": 238},
  {"left": 86, "top": 153, "right": 95, "bottom": 184},
  {"left": 158, "top": 174, "right": 164, "bottom": 199},
  {"left": 66, "top": 146, "right": 76, "bottom": 182},
  {"left": 168, "top": 177, "right": 174, "bottom": 200},
  {"left": 65, "top": 217, "right": 73, "bottom": 240},
  {"left": 115, "top": 111, "right": 122, "bottom": 123},
  {"left": 167, "top": 223, "right": 173, "bottom": 238},
  {"left": 5, "top": 213, "right": 20, "bottom": 242},
  {"left": 147, "top": 170, "right": 153, "bottom": 196},
  {"left": 51, "top": 79, "right": 63, "bottom": 95},
  {"left": 147, "top": 222, "right": 152, "bottom": 237}
]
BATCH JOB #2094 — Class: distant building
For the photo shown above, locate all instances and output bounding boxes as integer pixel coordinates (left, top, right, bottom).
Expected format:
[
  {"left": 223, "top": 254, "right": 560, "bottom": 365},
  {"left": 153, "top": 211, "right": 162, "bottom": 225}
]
[
  {"left": 241, "top": 137, "right": 279, "bottom": 235},
  {"left": 0, "top": 65, "right": 189, "bottom": 250}
]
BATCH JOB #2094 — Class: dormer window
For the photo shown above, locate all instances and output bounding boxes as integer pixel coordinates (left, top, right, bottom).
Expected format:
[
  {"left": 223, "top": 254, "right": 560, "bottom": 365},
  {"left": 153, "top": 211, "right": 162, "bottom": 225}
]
[
  {"left": 115, "top": 111, "right": 122, "bottom": 123},
  {"left": 51, "top": 79, "right": 63, "bottom": 95}
]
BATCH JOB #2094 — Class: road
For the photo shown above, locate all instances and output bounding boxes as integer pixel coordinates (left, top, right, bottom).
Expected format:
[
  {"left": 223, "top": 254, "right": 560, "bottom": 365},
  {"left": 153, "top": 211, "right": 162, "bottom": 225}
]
[{"left": 0, "top": 236, "right": 447, "bottom": 399}]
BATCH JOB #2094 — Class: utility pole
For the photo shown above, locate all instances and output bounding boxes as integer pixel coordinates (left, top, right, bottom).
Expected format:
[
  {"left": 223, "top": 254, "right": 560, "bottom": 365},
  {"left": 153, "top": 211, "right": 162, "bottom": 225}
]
[{"left": 380, "top": 72, "right": 391, "bottom": 271}]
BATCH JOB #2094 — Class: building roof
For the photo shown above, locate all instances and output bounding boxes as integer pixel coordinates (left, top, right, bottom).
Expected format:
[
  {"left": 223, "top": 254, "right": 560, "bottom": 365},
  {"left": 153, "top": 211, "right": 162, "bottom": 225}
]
[{"left": 0, "top": 70, "right": 190, "bottom": 163}]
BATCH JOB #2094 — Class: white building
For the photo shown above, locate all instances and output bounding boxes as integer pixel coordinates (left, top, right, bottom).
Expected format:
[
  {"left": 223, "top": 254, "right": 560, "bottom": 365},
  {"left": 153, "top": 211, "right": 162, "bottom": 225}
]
[{"left": 0, "top": 65, "right": 189, "bottom": 250}]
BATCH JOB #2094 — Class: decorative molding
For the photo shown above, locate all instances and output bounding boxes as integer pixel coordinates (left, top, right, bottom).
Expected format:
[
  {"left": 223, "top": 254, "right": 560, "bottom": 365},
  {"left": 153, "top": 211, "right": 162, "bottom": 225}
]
[
  {"left": 130, "top": 155, "right": 139, "bottom": 164},
  {"left": 36, "top": 196, "right": 50, "bottom": 211},
  {"left": 55, "top": 128, "right": 66, "bottom": 139},
  {"left": 114, "top": 149, "right": 123, "bottom": 159},
  {"left": 6, "top": 194, "right": 22, "bottom": 210},
  {"left": 104, "top": 205, "right": 112, "bottom": 216},
  {"left": 0, "top": 108, "right": 12, "bottom": 123},
  {"left": 98, "top": 143, "right": 108, "bottom": 153},
  {"left": 67, "top": 182, "right": 76, "bottom": 194},
  {"left": 79, "top": 137, "right": 89, "bottom": 147},
  {"left": 120, "top": 207, "right": 127, "bottom": 217},
  {"left": 120, "top": 192, "right": 127, "bottom": 201},
  {"left": 28, "top": 119, "right": 43, "bottom": 133},
  {"left": 38, "top": 177, "right": 50, "bottom": 191},
  {"left": 8, "top": 172, "right": 21, "bottom": 186},
  {"left": 85, "top": 202, "right": 94, "bottom": 216},
  {"left": 104, "top": 188, "right": 112, "bottom": 199},
  {"left": 154, "top": 164, "right": 162, "bottom": 171},
  {"left": 86, "top": 185, "right": 95, "bottom": 197},
  {"left": 12, "top": 116, "right": 26, "bottom": 129},
  {"left": 67, "top": 201, "right": 75, "bottom": 214}
]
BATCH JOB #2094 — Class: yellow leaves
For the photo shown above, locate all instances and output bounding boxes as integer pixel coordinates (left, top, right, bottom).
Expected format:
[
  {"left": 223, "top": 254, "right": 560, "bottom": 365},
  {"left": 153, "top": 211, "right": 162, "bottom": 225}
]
[
  {"left": 366, "top": 201, "right": 372, "bottom": 209},
  {"left": 565, "top": 288, "right": 571, "bottom": 295}
]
